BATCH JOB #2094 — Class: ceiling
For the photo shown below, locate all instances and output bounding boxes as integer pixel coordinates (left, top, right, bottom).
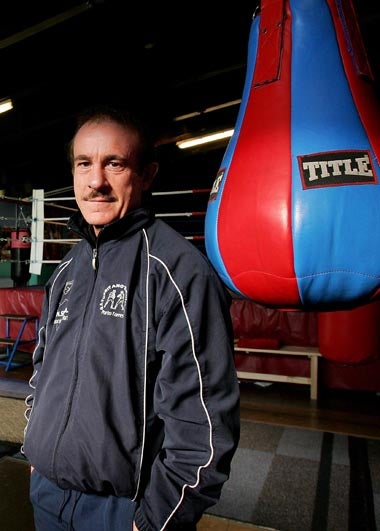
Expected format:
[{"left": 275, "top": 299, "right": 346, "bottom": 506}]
[{"left": 0, "top": 0, "right": 379, "bottom": 198}]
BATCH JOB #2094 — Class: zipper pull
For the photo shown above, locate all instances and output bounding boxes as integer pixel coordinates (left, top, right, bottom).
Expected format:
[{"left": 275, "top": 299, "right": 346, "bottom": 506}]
[{"left": 92, "top": 248, "right": 98, "bottom": 270}]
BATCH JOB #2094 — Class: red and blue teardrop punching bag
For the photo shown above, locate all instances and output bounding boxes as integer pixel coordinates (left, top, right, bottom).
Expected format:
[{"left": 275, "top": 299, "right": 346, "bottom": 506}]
[{"left": 205, "top": 0, "right": 380, "bottom": 309}]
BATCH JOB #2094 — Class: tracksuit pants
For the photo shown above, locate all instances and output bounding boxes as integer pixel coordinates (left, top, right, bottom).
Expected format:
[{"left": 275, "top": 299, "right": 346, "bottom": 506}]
[{"left": 30, "top": 470, "right": 136, "bottom": 531}]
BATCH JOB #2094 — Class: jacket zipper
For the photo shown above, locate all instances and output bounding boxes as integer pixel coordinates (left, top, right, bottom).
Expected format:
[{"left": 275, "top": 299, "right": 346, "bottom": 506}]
[
  {"left": 92, "top": 248, "right": 97, "bottom": 270},
  {"left": 92, "top": 230, "right": 103, "bottom": 270}
]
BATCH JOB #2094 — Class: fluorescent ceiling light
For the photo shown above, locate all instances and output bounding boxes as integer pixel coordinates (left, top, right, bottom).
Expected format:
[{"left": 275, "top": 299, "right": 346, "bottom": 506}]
[
  {"left": 176, "top": 129, "right": 234, "bottom": 150},
  {"left": 0, "top": 3, "right": 92, "bottom": 50},
  {"left": 174, "top": 99, "right": 241, "bottom": 122},
  {"left": 0, "top": 98, "right": 13, "bottom": 114}
]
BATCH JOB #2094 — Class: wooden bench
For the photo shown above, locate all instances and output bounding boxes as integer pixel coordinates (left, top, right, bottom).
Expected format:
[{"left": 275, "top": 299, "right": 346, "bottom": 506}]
[{"left": 234, "top": 344, "right": 321, "bottom": 400}]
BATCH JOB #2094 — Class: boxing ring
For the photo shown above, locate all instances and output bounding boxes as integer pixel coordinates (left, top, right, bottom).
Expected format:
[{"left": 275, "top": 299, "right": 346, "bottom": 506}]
[{"left": 0, "top": 185, "right": 380, "bottom": 391}]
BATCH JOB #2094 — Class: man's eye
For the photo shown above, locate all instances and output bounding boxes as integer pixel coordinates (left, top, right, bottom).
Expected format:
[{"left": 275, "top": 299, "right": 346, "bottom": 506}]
[{"left": 107, "top": 161, "right": 127, "bottom": 172}]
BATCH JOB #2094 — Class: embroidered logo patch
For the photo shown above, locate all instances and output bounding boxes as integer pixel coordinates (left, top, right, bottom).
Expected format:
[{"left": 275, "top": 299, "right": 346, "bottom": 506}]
[
  {"left": 54, "top": 300, "right": 69, "bottom": 326},
  {"left": 63, "top": 280, "right": 73, "bottom": 295},
  {"left": 298, "top": 150, "right": 377, "bottom": 189},
  {"left": 99, "top": 284, "right": 127, "bottom": 318},
  {"left": 54, "top": 281, "right": 74, "bottom": 327}
]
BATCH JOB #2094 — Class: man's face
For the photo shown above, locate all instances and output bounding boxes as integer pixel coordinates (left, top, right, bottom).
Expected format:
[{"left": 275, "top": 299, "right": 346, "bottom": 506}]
[{"left": 73, "top": 120, "right": 155, "bottom": 235}]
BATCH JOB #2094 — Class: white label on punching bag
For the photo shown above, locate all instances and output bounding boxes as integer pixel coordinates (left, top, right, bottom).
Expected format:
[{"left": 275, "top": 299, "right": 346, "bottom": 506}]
[
  {"left": 209, "top": 169, "right": 225, "bottom": 202},
  {"left": 298, "top": 150, "right": 377, "bottom": 189}
]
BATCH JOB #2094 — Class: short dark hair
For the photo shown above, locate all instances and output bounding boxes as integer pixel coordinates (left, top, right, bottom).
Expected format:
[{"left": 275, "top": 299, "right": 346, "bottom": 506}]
[{"left": 68, "top": 104, "right": 157, "bottom": 171}]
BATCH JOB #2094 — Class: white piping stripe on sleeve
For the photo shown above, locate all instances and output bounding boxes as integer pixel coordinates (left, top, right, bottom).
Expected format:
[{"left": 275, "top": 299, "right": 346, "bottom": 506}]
[{"left": 132, "top": 229, "right": 150, "bottom": 501}]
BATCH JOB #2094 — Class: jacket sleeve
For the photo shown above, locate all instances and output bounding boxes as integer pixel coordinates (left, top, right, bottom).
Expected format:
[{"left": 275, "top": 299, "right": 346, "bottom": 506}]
[
  {"left": 24, "top": 285, "right": 49, "bottom": 424},
  {"left": 134, "top": 262, "right": 240, "bottom": 531}
]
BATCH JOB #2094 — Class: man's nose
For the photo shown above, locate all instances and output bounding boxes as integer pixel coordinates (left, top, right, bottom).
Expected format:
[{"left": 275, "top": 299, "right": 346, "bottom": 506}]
[{"left": 88, "top": 165, "right": 108, "bottom": 189}]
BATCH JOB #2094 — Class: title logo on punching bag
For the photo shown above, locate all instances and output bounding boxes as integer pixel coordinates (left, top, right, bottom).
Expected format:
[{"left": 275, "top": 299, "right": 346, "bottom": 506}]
[{"left": 298, "top": 150, "right": 377, "bottom": 189}]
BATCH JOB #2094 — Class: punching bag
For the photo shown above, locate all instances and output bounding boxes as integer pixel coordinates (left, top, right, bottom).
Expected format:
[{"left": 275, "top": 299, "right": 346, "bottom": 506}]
[
  {"left": 318, "top": 300, "right": 380, "bottom": 364},
  {"left": 205, "top": 0, "right": 380, "bottom": 309},
  {"left": 11, "top": 229, "right": 31, "bottom": 287}
]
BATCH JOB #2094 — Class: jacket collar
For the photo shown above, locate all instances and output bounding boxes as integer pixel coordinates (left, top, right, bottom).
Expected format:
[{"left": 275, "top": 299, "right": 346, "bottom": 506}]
[{"left": 67, "top": 207, "right": 155, "bottom": 244}]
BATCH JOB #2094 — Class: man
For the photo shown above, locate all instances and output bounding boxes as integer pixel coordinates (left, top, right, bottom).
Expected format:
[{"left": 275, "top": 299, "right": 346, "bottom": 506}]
[{"left": 23, "top": 105, "right": 240, "bottom": 531}]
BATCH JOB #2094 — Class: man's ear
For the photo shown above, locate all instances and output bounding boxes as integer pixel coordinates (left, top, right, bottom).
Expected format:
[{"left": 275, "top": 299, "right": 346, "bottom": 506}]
[{"left": 142, "top": 162, "right": 159, "bottom": 191}]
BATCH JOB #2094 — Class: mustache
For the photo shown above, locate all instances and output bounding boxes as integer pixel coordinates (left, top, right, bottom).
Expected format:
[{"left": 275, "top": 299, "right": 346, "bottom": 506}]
[{"left": 82, "top": 191, "right": 117, "bottom": 202}]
